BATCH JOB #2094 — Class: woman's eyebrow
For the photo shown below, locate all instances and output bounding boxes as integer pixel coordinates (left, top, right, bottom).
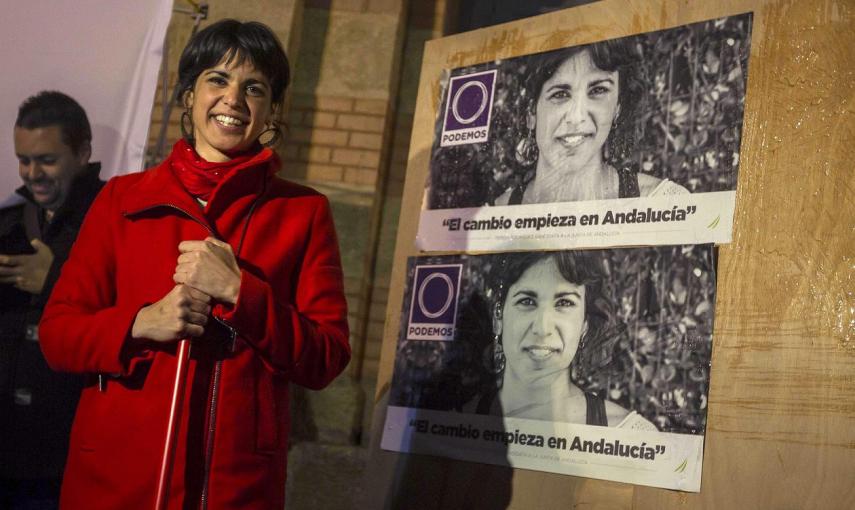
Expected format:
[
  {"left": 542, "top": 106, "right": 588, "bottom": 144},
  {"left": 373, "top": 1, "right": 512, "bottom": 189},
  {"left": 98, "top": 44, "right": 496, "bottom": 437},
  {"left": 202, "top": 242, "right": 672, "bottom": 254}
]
[
  {"left": 245, "top": 78, "right": 269, "bottom": 87},
  {"left": 588, "top": 77, "right": 615, "bottom": 87},
  {"left": 512, "top": 289, "right": 538, "bottom": 298},
  {"left": 554, "top": 290, "right": 582, "bottom": 299},
  {"left": 545, "top": 83, "right": 573, "bottom": 93},
  {"left": 204, "top": 69, "right": 231, "bottom": 78}
]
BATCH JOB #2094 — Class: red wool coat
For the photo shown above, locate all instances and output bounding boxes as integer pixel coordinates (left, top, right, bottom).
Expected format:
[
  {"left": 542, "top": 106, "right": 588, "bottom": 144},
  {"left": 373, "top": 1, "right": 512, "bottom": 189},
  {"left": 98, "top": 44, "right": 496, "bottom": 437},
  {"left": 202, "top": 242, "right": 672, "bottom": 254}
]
[{"left": 39, "top": 144, "right": 350, "bottom": 510}]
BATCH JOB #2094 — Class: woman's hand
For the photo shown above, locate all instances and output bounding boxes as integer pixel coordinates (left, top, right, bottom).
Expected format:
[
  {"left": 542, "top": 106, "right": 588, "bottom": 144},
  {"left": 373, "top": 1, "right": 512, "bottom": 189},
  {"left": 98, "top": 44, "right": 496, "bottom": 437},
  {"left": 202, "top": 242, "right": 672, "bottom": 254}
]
[
  {"left": 131, "top": 284, "right": 212, "bottom": 342},
  {"left": 173, "top": 237, "right": 241, "bottom": 304}
]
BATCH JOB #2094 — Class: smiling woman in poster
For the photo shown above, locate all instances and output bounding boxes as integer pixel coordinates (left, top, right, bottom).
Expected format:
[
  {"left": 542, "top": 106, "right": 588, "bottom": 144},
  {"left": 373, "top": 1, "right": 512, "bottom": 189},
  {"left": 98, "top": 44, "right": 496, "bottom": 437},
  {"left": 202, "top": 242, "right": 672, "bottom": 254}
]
[
  {"left": 39, "top": 20, "right": 350, "bottom": 510},
  {"left": 496, "top": 39, "right": 688, "bottom": 205},
  {"left": 473, "top": 251, "right": 656, "bottom": 430}
]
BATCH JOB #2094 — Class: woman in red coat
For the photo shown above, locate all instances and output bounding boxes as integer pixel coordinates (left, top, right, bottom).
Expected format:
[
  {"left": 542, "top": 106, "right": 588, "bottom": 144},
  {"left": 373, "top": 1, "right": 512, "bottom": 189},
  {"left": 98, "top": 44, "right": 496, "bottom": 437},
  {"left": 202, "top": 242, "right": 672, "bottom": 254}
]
[{"left": 39, "top": 20, "right": 350, "bottom": 509}]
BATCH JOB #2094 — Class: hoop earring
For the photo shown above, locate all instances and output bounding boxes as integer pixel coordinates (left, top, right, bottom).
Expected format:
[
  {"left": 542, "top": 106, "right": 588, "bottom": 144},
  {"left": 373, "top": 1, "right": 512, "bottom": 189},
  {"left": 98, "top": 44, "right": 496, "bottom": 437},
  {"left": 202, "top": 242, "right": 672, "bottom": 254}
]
[
  {"left": 570, "top": 333, "right": 588, "bottom": 383},
  {"left": 180, "top": 110, "right": 194, "bottom": 144},
  {"left": 258, "top": 122, "right": 282, "bottom": 148},
  {"left": 515, "top": 132, "right": 538, "bottom": 167},
  {"left": 492, "top": 334, "right": 506, "bottom": 374},
  {"left": 491, "top": 300, "right": 506, "bottom": 374}
]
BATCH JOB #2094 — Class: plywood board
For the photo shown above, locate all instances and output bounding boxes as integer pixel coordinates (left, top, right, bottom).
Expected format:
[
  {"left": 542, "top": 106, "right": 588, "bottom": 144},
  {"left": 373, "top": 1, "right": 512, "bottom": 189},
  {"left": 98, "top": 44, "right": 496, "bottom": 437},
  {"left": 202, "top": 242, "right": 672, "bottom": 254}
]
[{"left": 363, "top": 0, "right": 855, "bottom": 508}]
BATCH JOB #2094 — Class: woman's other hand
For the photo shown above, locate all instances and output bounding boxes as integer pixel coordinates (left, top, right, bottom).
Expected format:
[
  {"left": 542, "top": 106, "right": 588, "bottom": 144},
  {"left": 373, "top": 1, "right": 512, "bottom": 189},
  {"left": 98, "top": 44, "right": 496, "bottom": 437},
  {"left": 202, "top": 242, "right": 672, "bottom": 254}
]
[
  {"left": 131, "top": 284, "right": 212, "bottom": 341},
  {"left": 173, "top": 237, "right": 241, "bottom": 304}
]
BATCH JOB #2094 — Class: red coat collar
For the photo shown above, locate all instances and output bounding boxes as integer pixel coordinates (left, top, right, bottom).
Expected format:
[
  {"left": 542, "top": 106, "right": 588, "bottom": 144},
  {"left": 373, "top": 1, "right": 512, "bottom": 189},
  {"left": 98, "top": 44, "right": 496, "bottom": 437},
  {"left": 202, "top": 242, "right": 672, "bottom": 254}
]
[{"left": 122, "top": 142, "right": 280, "bottom": 220}]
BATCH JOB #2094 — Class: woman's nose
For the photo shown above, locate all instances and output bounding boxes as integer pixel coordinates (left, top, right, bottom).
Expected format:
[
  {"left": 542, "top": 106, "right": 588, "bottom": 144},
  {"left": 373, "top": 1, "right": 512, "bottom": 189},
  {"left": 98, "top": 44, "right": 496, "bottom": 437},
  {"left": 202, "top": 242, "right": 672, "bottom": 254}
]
[
  {"left": 563, "top": 95, "right": 588, "bottom": 127},
  {"left": 222, "top": 85, "right": 245, "bottom": 109},
  {"left": 531, "top": 308, "right": 554, "bottom": 339}
]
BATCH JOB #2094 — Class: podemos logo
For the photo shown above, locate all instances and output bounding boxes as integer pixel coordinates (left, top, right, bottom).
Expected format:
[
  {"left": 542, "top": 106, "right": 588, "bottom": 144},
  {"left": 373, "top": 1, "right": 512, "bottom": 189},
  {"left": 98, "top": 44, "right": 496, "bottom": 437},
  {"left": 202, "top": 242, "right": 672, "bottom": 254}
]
[
  {"left": 440, "top": 70, "right": 497, "bottom": 147},
  {"left": 407, "top": 264, "right": 463, "bottom": 341}
]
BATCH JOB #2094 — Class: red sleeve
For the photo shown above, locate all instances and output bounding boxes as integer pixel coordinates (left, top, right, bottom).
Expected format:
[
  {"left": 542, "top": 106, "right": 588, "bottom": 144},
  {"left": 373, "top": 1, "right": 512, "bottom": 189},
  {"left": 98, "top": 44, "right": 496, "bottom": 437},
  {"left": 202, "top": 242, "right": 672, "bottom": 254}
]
[
  {"left": 216, "top": 196, "right": 351, "bottom": 389},
  {"left": 39, "top": 179, "right": 153, "bottom": 375}
]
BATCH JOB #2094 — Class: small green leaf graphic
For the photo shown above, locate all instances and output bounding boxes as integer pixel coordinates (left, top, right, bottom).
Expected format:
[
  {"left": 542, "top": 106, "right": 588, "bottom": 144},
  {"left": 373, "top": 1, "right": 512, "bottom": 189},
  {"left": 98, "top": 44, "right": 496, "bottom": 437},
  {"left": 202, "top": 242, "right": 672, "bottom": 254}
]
[
  {"left": 675, "top": 459, "right": 688, "bottom": 473},
  {"left": 707, "top": 215, "right": 721, "bottom": 229}
]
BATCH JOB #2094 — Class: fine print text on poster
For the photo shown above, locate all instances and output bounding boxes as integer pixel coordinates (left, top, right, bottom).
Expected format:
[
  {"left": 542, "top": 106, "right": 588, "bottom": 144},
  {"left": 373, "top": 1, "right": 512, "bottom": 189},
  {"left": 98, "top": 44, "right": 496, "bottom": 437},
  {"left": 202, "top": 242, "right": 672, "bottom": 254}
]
[
  {"left": 382, "top": 246, "right": 717, "bottom": 491},
  {"left": 417, "top": 13, "right": 753, "bottom": 252}
]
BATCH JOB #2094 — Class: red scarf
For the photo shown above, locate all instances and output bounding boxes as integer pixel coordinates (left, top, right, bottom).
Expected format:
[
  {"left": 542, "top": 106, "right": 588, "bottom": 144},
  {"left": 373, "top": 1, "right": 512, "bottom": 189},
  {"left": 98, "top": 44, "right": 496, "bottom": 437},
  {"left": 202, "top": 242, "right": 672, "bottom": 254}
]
[{"left": 169, "top": 139, "right": 269, "bottom": 201}]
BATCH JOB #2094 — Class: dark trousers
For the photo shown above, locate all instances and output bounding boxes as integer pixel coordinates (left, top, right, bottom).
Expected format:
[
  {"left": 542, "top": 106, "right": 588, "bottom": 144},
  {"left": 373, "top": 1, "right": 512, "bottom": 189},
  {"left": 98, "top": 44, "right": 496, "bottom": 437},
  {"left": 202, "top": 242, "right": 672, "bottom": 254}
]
[{"left": 0, "top": 478, "right": 61, "bottom": 510}]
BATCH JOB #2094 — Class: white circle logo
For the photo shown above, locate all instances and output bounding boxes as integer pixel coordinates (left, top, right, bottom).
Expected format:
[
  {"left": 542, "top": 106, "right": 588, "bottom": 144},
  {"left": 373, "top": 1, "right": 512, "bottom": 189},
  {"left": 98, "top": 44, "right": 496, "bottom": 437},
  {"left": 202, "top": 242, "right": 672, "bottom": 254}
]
[
  {"left": 451, "top": 80, "right": 489, "bottom": 125},
  {"left": 417, "top": 272, "right": 455, "bottom": 319}
]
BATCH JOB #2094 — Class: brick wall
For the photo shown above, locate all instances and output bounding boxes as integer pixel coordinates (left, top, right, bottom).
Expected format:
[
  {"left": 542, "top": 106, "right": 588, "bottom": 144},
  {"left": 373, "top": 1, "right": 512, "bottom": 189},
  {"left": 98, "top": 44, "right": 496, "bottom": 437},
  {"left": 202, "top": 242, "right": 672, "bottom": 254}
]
[
  {"left": 280, "top": 93, "right": 388, "bottom": 189},
  {"left": 355, "top": 1, "right": 449, "bottom": 379}
]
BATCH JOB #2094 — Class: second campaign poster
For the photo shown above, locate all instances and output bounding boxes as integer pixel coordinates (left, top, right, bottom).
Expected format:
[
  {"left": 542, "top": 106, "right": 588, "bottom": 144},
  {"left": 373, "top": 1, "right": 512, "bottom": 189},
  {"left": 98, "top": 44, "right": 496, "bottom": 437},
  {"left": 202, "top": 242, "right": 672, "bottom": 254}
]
[
  {"left": 416, "top": 13, "right": 753, "bottom": 251},
  {"left": 381, "top": 246, "right": 717, "bottom": 491}
]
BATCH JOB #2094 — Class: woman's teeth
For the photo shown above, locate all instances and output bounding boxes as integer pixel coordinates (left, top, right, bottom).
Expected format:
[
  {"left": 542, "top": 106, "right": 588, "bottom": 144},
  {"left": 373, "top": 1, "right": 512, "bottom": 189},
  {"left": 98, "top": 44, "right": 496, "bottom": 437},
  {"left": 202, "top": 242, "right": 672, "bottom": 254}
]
[
  {"left": 558, "top": 134, "right": 588, "bottom": 148},
  {"left": 525, "top": 347, "right": 557, "bottom": 360},
  {"left": 215, "top": 115, "right": 244, "bottom": 126}
]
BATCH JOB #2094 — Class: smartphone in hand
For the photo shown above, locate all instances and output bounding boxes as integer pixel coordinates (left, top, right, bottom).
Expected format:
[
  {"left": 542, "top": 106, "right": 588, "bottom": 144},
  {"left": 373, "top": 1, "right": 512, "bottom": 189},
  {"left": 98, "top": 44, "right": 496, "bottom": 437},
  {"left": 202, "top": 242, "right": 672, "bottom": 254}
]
[
  {"left": 0, "top": 223, "right": 37, "bottom": 306},
  {"left": 1, "top": 223, "right": 37, "bottom": 255}
]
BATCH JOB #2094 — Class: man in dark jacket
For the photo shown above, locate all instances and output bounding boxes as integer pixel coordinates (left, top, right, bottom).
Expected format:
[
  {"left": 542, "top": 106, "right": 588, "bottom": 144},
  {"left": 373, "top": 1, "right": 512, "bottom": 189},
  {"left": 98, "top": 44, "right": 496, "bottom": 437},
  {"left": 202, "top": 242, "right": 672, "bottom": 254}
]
[{"left": 0, "top": 91, "right": 105, "bottom": 508}]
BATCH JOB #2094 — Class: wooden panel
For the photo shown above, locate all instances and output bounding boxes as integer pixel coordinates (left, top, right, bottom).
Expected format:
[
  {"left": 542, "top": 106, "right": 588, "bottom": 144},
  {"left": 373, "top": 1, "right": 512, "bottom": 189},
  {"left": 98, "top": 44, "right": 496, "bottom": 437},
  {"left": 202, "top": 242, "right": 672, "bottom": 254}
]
[{"left": 364, "top": 0, "right": 855, "bottom": 508}]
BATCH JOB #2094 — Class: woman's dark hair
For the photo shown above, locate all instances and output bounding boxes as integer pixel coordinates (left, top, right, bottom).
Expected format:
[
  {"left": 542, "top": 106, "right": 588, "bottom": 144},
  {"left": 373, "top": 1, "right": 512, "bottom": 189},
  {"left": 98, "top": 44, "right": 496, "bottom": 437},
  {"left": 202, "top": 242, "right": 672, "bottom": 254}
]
[
  {"left": 177, "top": 19, "right": 290, "bottom": 107},
  {"left": 16, "top": 91, "right": 91, "bottom": 155},
  {"left": 525, "top": 36, "right": 644, "bottom": 167},
  {"left": 489, "top": 250, "right": 620, "bottom": 380}
]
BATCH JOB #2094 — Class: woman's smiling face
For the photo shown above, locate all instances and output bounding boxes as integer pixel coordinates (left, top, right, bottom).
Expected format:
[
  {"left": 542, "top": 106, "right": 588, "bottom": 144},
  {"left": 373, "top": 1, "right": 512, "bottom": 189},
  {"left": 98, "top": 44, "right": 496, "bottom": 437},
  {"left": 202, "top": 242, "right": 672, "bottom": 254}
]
[
  {"left": 500, "top": 257, "right": 588, "bottom": 387},
  {"left": 187, "top": 57, "right": 273, "bottom": 162},
  {"left": 533, "top": 49, "right": 620, "bottom": 176}
]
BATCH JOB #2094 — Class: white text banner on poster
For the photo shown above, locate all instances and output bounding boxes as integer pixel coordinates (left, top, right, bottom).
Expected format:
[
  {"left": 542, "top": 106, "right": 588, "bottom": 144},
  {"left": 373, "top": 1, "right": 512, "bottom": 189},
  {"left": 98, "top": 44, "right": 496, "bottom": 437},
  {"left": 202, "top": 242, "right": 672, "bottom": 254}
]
[
  {"left": 381, "top": 406, "right": 704, "bottom": 492},
  {"left": 416, "top": 191, "right": 734, "bottom": 252}
]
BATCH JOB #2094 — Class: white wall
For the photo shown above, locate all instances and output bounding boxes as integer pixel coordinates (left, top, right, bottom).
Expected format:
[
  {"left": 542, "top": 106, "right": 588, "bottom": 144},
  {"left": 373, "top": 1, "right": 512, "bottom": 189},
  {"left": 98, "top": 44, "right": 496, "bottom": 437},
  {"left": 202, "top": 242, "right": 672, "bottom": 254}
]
[{"left": 0, "top": 0, "right": 173, "bottom": 206}]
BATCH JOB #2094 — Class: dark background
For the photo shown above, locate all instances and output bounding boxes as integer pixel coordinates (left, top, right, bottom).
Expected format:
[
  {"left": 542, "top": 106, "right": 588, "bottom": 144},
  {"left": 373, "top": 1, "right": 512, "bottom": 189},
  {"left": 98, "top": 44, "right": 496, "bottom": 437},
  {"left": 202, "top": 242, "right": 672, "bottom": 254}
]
[{"left": 454, "top": 0, "right": 600, "bottom": 32}]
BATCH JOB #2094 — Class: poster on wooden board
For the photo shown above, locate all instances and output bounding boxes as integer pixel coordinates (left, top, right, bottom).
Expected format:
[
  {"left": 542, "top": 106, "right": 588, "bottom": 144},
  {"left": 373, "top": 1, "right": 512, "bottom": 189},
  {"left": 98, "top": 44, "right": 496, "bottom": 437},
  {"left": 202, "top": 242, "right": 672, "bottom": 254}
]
[
  {"left": 416, "top": 13, "right": 753, "bottom": 252},
  {"left": 381, "top": 245, "right": 717, "bottom": 492},
  {"left": 368, "top": 0, "right": 855, "bottom": 508}
]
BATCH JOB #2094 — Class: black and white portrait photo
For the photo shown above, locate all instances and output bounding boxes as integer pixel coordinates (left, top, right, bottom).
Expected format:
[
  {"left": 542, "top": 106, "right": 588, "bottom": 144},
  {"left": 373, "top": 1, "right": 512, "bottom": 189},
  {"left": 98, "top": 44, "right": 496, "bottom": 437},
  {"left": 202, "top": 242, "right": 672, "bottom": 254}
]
[
  {"left": 382, "top": 245, "right": 717, "bottom": 490},
  {"left": 416, "top": 13, "right": 753, "bottom": 251}
]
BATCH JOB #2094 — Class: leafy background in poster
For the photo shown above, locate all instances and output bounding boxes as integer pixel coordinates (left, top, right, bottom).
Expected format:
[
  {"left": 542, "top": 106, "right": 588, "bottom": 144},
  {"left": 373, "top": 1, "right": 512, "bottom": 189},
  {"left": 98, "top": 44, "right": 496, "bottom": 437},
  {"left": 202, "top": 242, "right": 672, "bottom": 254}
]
[
  {"left": 428, "top": 14, "right": 751, "bottom": 209},
  {"left": 390, "top": 246, "right": 716, "bottom": 435}
]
